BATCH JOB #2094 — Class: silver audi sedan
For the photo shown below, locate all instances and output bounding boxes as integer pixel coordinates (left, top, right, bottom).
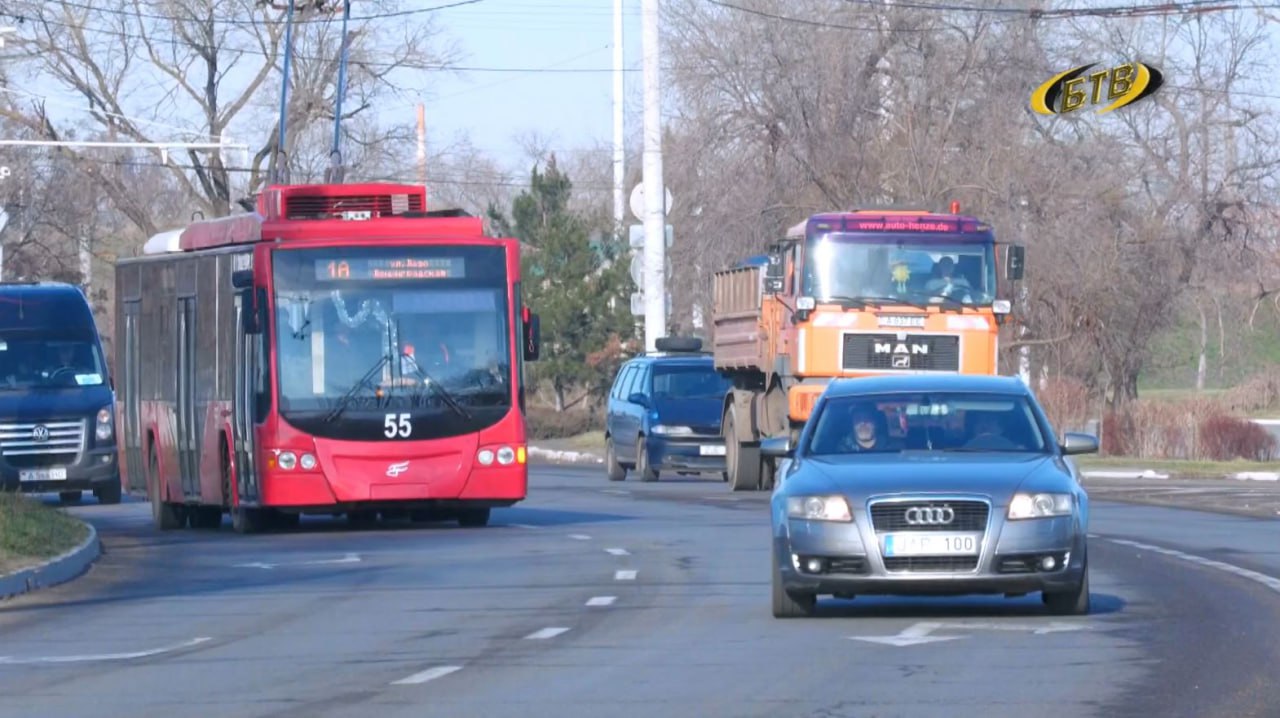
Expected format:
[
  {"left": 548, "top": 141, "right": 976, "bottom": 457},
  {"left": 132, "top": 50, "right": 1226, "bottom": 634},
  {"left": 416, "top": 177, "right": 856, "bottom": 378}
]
[{"left": 767, "top": 374, "right": 1096, "bottom": 618}]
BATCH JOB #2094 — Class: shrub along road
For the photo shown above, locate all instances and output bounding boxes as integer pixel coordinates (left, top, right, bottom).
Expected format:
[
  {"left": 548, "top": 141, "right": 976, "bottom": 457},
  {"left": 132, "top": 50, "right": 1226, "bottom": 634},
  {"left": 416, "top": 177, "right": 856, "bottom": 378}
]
[{"left": 0, "top": 466, "right": 1278, "bottom": 717}]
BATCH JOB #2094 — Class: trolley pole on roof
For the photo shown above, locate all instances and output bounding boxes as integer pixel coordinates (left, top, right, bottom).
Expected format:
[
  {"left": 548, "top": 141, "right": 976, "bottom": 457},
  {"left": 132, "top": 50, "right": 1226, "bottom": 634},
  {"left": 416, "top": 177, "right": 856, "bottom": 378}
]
[
  {"left": 328, "top": 0, "right": 353, "bottom": 183},
  {"left": 273, "top": 0, "right": 298, "bottom": 185}
]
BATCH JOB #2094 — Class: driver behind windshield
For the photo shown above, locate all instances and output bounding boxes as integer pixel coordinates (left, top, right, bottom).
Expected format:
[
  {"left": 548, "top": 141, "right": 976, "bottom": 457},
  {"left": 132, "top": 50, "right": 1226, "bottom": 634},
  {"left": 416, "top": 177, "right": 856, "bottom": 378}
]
[{"left": 838, "top": 405, "right": 901, "bottom": 453}]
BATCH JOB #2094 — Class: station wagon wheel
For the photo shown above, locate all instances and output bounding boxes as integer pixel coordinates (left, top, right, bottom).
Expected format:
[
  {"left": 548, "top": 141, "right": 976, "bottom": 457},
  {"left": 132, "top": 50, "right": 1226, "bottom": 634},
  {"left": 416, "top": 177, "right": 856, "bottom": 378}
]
[
  {"left": 636, "top": 437, "right": 658, "bottom": 482},
  {"left": 1043, "top": 551, "right": 1090, "bottom": 615},
  {"left": 605, "top": 435, "right": 626, "bottom": 481},
  {"left": 772, "top": 561, "right": 816, "bottom": 618}
]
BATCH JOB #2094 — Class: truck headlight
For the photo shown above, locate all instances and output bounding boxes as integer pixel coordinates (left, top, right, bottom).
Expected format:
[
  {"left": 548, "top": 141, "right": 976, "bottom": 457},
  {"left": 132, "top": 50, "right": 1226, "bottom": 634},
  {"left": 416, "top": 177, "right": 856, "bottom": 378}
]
[
  {"left": 95, "top": 407, "right": 113, "bottom": 441},
  {"left": 1007, "top": 492, "right": 1072, "bottom": 519},
  {"left": 786, "top": 495, "right": 852, "bottom": 522}
]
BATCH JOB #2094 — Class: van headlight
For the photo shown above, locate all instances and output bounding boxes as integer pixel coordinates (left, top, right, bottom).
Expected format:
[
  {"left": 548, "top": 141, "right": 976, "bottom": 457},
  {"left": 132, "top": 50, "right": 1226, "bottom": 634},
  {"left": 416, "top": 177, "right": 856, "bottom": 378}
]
[{"left": 95, "top": 407, "right": 113, "bottom": 441}]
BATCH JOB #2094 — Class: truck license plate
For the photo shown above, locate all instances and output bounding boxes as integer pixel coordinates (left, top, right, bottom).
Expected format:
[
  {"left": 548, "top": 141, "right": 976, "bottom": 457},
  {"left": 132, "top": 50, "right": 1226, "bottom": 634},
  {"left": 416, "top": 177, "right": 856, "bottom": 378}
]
[
  {"left": 699, "top": 445, "right": 726, "bottom": 456},
  {"left": 883, "top": 533, "right": 979, "bottom": 557},
  {"left": 19, "top": 468, "right": 68, "bottom": 482}
]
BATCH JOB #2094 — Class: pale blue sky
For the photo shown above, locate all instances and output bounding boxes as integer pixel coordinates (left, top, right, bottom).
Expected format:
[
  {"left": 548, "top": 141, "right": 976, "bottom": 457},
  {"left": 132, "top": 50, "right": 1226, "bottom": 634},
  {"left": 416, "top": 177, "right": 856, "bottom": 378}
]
[{"left": 418, "top": 0, "right": 649, "bottom": 174}]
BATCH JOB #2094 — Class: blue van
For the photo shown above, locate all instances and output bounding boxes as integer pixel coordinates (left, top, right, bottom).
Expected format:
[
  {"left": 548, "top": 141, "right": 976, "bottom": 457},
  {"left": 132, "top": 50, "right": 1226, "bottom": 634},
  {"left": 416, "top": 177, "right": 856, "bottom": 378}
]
[
  {"left": 0, "top": 282, "right": 120, "bottom": 504},
  {"left": 603, "top": 336, "right": 733, "bottom": 482}
]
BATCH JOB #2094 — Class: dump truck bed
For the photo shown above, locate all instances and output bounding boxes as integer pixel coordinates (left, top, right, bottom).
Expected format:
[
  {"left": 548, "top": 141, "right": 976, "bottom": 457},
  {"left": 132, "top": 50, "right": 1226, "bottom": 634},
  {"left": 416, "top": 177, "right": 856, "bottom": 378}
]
[{"left": 711, "top": 266, "right": 767, "bottom": 372}]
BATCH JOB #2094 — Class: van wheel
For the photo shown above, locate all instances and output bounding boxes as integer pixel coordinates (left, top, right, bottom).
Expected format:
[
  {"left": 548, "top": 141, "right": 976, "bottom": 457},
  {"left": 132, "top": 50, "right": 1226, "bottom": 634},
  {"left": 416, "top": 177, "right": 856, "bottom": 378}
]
[
  {"left": 149, "top": 445, "right": 183, "bottom": 531},
  {"left": 636, "top": 437, "right": 658, "bottom": 482},
  {"left": 605, "top": 436, "right": 626, "bottom": 481},
  {"left": 95, "top": 479, "right": 122, "bottom": 505},
  {"left": 59, "top": 491, "right": 82, "bottom": 504}
]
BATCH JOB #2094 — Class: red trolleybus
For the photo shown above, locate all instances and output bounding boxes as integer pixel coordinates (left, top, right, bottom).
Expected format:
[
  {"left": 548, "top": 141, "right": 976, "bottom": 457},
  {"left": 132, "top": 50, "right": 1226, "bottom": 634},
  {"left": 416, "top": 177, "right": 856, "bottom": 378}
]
[{"left": 113, "top": 183, "right": 542, "bottom": 533}]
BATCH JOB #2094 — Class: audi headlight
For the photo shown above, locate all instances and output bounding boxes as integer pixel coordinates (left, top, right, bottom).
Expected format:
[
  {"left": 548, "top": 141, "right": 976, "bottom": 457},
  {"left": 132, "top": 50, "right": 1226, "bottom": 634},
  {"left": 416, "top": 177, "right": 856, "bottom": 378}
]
[
  {"left": 95, "top": 407, "right": 113, "bottom": 441},
  {"left": 786, "top": 495, "right": 852, "bottom": 522},
  {"left": 1007, "top": 492, "right": 1073, "bottom": 520},
  {"left": 652, "top": 424, "right": 693, "bottom": 436}
]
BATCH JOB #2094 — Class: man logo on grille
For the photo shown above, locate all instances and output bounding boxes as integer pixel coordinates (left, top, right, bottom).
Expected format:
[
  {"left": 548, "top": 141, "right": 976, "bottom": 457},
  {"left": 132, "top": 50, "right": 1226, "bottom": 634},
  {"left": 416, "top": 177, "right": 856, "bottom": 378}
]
[
  {"left": 31, "top": 425, "right": 49, "bottom": 442},
  {"left": 904, "top": 505, "right": 954, "bottom": 525}
]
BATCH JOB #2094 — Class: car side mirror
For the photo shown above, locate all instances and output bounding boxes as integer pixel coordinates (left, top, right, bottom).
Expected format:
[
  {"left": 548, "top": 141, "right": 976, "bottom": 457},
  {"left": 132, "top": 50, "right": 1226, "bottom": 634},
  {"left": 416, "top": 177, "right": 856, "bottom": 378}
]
[
  {"left": 761, "top": 436, "right": 794, "bottom": 458},
  {"left": 627, "top": 392, "right": 649, "bottom": 407},
  {"left": 1004, "top": 244, "right": 1025, "bottom": 281},
  {"left": 523, "top": 311, "right": 541, "bottom": 361},
  {"left": 1060, "top": 432, "right": 1098, "bottom": 456}
]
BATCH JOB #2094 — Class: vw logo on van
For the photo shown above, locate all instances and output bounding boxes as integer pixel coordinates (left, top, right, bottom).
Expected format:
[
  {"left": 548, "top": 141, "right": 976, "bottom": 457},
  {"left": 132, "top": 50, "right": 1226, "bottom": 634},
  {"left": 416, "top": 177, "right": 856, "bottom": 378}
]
[
  {"left": 904, "top": 505, "right": 954, "bottom": 525},
  {"left": 31, "top": 425, "right": 49, "bottom": 443}
]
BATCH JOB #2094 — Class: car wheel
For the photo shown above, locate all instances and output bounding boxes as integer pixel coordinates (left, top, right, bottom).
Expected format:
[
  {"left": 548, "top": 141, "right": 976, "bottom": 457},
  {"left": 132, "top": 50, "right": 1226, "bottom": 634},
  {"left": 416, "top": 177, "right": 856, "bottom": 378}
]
[
  {"left": 605, "top": 436, "right": 626, "bottom": 481},
  {"left": 636, "top": 437, "right": 658, "bottom": 482},
  {"left": 772, "top": 561, "right": 816, "bottom": 618},
  {"left": 1043, "top": 555, "right": 1090, "bottom": 615}
]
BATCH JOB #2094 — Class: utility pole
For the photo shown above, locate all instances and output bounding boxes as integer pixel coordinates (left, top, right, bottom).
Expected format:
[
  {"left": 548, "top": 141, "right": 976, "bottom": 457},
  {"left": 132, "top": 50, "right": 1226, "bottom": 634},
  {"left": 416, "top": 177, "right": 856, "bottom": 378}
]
[
  {"left": 640, "top": 0, "right": 666, "bottom": 351},
  {"left": 612, "top": 0, "right": 625, "bottom": 235},
  {"left": 417, "top": 104, "right": 427, "bottom": 203}
]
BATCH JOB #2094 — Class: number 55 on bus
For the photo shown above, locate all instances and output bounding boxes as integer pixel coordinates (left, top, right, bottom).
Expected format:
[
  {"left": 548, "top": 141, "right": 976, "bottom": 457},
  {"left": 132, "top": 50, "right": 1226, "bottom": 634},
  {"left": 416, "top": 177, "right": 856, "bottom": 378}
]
[{"left": 113, "top": 183, "right": 543, "bottom": 533}]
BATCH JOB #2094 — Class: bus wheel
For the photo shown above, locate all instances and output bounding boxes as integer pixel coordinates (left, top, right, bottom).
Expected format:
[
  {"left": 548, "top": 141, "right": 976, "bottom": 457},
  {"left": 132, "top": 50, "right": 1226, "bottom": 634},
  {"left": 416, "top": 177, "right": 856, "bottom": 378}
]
[
  {"left": 457, "top": 507, "right": 490, "bottom": 528},
  {"left": 233, "top": 507, "right": 266, "bottom": 534},
  {"left": 149, "top": 446, "right": 183, "bottom": 531}
]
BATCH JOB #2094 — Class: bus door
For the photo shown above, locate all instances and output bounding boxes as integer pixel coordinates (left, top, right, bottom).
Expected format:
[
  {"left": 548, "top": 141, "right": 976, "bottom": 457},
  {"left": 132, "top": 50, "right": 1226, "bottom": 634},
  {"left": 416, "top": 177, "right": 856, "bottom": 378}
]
[
  {"left": 232, "top": 286, "right": 262, "bottom": 506},
  {"left": 122, "top": 299, "right": 145, "bottom": 493},
  {"left": 176, "top": 294, "right": 200, "bottom": 499}
]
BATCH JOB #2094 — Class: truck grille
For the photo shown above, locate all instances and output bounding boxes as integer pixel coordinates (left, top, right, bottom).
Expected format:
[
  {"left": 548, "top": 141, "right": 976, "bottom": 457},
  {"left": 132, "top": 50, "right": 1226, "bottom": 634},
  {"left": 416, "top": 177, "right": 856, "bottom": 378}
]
[
  {"left": 870, "top": 500, "right": 989, "bottom": 532},
  {"left": 0, "top": 420, "right": 85, "bottom": 468},
  {"left": 841, "top": 333, "right": 960, "bottom": 371}
]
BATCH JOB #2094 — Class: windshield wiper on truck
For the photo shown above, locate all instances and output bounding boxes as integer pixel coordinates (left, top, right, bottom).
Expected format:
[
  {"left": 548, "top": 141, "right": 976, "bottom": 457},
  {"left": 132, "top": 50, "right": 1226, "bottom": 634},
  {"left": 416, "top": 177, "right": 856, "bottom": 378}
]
[{"left": 855, "top": 295, "right": 932, "bottom": 311}]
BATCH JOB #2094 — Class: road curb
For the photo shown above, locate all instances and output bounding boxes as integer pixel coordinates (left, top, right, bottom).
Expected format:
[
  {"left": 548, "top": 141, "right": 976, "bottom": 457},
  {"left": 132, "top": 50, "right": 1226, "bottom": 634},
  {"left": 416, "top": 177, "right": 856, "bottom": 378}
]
[{"left": 0, "top": 520, "right": 100, "bottom": 601}]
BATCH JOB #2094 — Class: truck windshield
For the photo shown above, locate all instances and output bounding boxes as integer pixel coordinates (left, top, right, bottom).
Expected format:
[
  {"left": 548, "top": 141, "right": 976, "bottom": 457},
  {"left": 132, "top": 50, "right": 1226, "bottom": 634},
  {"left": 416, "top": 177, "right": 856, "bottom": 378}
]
[
  {"left": 802, "top": 233, "right": 998, "bottom": 306},
  {"left": 0, "top": 338, "right": 107, "bottom": 389},
  {"left": 270, "top": 244, "right": 512, "bottom": 441}
]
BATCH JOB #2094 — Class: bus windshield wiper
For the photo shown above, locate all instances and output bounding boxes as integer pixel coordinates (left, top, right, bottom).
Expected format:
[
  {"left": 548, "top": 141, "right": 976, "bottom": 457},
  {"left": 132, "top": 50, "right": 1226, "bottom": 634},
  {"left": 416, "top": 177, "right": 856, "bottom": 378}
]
[
  {"left": 403, "top": 359, "right": 472, "bottom": 421},
  {"left": 323, "top": 353, "right": 390, "bottom": 423}
]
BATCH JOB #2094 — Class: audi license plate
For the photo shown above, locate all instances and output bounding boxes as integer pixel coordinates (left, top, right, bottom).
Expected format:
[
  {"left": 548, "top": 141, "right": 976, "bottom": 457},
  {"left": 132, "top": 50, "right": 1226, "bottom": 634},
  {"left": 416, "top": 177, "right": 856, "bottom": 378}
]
[
  {"left": 883, "top": 533, "right": 979, "bottom": 557},
  {"left": 699, "top": 445, "right": 726, "bottom": 456},
  {"left": 19, "top": 468, "right": 67, "bottom": 482}
]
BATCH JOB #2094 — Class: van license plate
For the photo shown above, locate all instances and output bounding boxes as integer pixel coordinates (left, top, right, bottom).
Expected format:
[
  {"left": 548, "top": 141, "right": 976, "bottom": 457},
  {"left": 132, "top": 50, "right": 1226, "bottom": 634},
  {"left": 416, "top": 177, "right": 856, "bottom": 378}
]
[
  {"left": 699, "top": 445, "right": 726, "bottom": 456},
  {"left": 19, "top": 468, "right": 67, "bottom": 482}
]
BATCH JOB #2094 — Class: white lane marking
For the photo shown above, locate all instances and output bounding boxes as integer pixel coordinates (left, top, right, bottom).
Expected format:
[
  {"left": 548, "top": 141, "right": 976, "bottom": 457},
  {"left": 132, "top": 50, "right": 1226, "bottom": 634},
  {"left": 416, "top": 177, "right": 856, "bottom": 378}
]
[
  {"left": 848, "top": 621, "right": 1085, "bottom": 646},
  {"left": 510, "top": 523, "right": 541, "bottom": 530},
  {"left": 586, "top": 596, "right": 617, "bottom": 606},
  {"left": 615, "top": 569, "right": 637, "bottom": 580},
  {"left": 391, "top": 665, "right": 463, "bottom": 686},
  {"left": 568, "top": 534, "right": 591, "bottom": 541},
  {"left": 601, "top": 489, "right": 631, "bottom": 495},
  {"left": 0, "top": 637, "right": 213, "bottom": 665},
  {"left": 234, "top": 553, "right": 360, "bottom": 569},
  {"left": 1105, "top": 538, "right": 1280, "bottom": 593},
  {"left": 525, "top": 627, "right": 571, "bottom": 640},
  {"left": 605, "top": 548, "right": 630, "bottom": 556}
]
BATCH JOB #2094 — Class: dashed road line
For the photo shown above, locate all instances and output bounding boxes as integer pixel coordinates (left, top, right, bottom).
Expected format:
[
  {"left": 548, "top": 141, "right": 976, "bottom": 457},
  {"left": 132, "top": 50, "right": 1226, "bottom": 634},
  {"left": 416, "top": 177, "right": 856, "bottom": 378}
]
[
  {"left": 601, "top": 489, "right": 631, "bottom": 496},
  {"left": 615, "top": 569, "right": 637, "bottom": 581},
  {"left": 391, "top": 665, "right": 463, "bottom": 686},
  {"left": 586, "top": 596, "right": 617, "bottom": 606},
  {"left": 525, "top": 627, "right": 571, "bottom": 640},
  {"left": 568, "top": 534, "right": 591, "bottom": 541},
  {"left": 1105, "top": 537, "right": 1280, "bottom": 593},
  {"left": 509, "top": 523, "right": 541, "bottom": 530},
  {"left": 605, "top": 547, "right": 630, "bottom": 556}
]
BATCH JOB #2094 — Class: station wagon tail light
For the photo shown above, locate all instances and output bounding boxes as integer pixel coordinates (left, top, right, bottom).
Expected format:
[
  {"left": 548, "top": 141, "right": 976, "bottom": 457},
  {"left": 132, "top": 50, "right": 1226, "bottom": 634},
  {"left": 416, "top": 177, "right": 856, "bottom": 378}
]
[
  {"left": 652, "top": 424, "right": 693, "bottom": 436},
  {"left": 1007, "top": 492, "right": 1072, "bottom": 519},
  {"left": 477, "top": 444, "right": 526, "bottom": 466},
  {"left": 786, "top": 495, "right": 852, "bottom": 522},
  {"left": 95, "top": 407, "right": 113, "bottom": 441}
]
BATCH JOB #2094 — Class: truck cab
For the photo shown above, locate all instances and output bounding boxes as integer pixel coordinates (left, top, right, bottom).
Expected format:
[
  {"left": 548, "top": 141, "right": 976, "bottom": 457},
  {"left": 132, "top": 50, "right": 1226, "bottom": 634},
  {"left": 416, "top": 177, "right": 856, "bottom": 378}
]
[{"left": 0, "top": 282, "right": 121, "bottom": 504}]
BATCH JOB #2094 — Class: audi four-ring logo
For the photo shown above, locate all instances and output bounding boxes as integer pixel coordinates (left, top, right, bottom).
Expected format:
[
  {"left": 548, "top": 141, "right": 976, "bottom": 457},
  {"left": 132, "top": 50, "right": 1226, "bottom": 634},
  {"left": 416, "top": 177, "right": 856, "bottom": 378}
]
[{"left": 904, "top": 505, "right": 954, "bottom": 525}]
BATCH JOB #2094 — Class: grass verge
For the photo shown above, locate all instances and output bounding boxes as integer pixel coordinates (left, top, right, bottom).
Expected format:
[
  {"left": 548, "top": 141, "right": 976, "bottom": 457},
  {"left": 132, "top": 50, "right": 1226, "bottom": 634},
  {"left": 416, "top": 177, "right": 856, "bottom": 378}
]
[
  {"left": 1074, "top": 456, "right": 1280, "bottom": 477},
  {"left": 0, "top": 493, "right": 90, "bottom": 575}
]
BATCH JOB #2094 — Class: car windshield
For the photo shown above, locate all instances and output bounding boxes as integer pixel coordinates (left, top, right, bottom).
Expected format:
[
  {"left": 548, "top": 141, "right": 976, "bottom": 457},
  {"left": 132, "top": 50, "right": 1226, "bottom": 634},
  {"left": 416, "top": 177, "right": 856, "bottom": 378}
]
[
  {"left": 651, "top": 365, "right": 731, "bottom": 405},
  {"left": 271, "top": 245, "right": 512, "bottom": 427},
  {"left": 0, "top": 338, "right": 107, "bottom": 389},
  {"left": 805, "top": 391, "right": 1049, "bottom": 456},
  {"left": 802, "top": 232, "right": 997, "bottom": 306}
]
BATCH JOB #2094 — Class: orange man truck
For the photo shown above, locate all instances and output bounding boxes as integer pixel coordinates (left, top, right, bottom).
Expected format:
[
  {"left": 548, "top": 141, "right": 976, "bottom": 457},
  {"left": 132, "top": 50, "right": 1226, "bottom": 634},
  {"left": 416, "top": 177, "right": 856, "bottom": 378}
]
[{"left": 710, "top": 205, "right": 1026, "bottom": 491}]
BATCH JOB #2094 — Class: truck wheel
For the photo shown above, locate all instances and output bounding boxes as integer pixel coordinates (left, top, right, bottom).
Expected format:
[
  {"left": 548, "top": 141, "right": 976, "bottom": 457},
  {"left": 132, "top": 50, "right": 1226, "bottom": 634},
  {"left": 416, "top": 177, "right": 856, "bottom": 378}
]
[
  {"left": 605, "top": 436, "right": 626, "bottom": 481},
  {"left": 636, "top": 437, "right": 659, "bottom": 482},
  {"left": 725, "top": 408, "right": 760, "bottom": 491}
]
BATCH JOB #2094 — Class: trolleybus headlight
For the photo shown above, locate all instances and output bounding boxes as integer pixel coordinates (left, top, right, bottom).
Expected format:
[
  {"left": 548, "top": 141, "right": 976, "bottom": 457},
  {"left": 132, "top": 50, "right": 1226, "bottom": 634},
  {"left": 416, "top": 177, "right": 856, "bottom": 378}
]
[
  {"left": 299, "top": 453, "right": 317, "bottom": 471},
  {"left": 497, "top": 446, "right": 516, "bottom": 465},
  {"left": 95, "top": 407, "right": 113, "bottom": 441},
  {"left": 278, "top": 451, "right": 297, "bottom": 470},
  {"left": 477, "top": 449, "right": 495, "bottom": 466}
]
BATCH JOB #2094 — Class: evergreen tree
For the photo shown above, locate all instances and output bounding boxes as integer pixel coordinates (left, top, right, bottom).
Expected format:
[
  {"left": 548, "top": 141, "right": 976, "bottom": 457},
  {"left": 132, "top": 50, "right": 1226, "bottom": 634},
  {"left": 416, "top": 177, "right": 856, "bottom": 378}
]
[{"left": 489, "top": 155, "right": 635, "bottom": 411}]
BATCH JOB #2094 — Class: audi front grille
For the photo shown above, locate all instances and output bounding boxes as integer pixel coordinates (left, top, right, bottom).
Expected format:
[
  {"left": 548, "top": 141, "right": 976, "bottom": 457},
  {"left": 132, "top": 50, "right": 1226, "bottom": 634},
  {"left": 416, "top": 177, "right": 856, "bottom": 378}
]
[{"left": 869, "top": 499, "right": 989, "bottom": 532}]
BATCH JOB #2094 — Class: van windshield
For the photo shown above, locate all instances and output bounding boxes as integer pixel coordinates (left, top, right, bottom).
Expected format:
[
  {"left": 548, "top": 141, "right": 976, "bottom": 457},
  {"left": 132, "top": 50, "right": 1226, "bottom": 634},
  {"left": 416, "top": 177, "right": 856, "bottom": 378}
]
[{"left": 0, "top": 338, "right": 107, "bottom": 389}]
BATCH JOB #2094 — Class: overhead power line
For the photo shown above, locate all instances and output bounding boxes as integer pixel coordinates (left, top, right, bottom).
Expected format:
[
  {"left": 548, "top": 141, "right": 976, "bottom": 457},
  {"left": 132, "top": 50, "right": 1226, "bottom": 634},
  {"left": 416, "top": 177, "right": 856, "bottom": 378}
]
[{"left": 7, "top": 0, "right": 485, "bottom": 28}]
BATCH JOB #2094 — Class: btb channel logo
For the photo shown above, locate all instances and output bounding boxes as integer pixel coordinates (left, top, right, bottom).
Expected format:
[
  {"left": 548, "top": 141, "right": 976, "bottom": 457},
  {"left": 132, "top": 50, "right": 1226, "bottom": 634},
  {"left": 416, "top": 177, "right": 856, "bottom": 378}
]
[{"left": 1031, "top": 61, "right": 1164, "bottom": 116}]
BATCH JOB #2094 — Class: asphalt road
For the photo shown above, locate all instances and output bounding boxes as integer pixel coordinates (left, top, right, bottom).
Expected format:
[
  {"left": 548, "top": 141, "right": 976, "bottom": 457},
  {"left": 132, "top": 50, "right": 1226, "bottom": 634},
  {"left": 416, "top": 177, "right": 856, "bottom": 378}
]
[{"left": 1, "top": 467, "right": 1278, "bottom": 718}]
